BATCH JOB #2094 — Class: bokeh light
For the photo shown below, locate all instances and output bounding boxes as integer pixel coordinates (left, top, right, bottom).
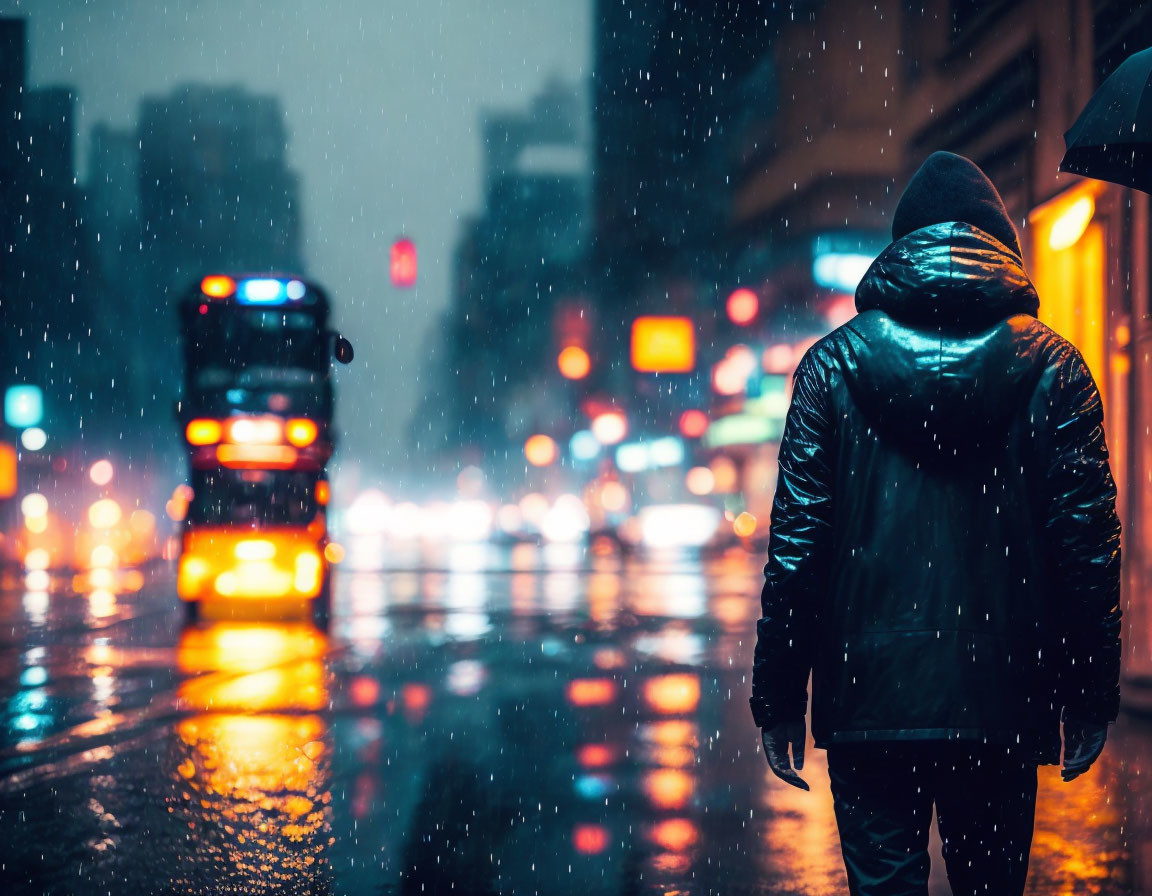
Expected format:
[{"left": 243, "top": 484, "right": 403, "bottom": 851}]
[
  {"left": 733, "top": 511, "right": 757, "bottom": 538},
  {"left": 88, "top": 459, "right": 114, "bottom": 486},
  {"left": 524, "top": 433, "right": 559, "bottom": 467},
  {"left": 557, "top": 345, "right": 591, "bottom": 380},
  {"left": 678, "top": 408, "right": 709, "bottom": 439},
  {"left": 685, "top": 466, "right": 715, "bottom": 496},
  {"left": 591, "top": 410, "right": 627, "bottom": 445},
  {"left": 726, "top": 287, "right": 759, "bottom": 325}
]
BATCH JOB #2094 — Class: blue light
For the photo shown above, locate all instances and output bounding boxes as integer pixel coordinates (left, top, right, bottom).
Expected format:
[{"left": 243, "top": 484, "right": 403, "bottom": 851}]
[
  {"left": 569, "top": 430, "right": 600, "bottom": 462},
  {"left": 812, "top": 252, "right": 875, "bottom": 293},
  {"left": 20, "top": 666, "right": 47, "bottom": 687},
  {"left": 237, "top": 278, "right": 287, "bottom": 304},
  {"left": 575, "top": 775, "right": 613, "bottom": 800},
  {"left": 286, "top": 279, "right": 306, "bottom": 300},
  {"left": 5, "top": 385, "right": 43, "bottom": 428}
]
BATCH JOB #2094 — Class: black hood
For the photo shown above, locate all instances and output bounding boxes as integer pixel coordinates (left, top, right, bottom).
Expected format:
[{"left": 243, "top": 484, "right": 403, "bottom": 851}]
[
  {"left": 892, "top": 151, "right": 1022, "bottom": 258},
  {"left": 841, "top": 222, "right": 1042, "bottom": 457}
]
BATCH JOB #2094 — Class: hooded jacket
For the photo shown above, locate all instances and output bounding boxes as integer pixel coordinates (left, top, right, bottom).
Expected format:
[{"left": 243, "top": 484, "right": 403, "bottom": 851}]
[{"left": 749, "top": 217, "right": 1122, "bottom": 764}]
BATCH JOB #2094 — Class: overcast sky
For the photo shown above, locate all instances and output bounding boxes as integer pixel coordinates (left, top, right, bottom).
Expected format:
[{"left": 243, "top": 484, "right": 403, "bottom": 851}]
[{"left": 2, "top": 0, "right": 590, "bottom": 476}]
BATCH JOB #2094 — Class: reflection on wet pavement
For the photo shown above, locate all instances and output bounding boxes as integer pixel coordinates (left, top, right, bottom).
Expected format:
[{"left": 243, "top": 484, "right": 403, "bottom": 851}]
[
  {"left": 1, "top": 546, "right": 1150, "bottom": 894},
  {"left": 171, "top": 623, "right": 332, "bottom": 893}
]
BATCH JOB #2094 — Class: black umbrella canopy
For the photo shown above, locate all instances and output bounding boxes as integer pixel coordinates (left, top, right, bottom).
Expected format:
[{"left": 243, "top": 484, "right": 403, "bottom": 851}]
[{"left": 1061, "top": 46, "right": 1152, "bottom": 193}]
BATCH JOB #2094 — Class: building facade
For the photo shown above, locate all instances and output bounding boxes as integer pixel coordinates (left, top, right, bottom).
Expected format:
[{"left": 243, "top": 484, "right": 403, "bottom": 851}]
[{"left": 0, "top": 19, "right": 111, "bottom": 445}]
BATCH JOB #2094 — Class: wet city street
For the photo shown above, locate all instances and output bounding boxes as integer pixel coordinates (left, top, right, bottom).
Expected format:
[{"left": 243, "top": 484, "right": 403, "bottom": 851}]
[{"left": 1, "top": 544, "right": 1150, "bottom": 895}]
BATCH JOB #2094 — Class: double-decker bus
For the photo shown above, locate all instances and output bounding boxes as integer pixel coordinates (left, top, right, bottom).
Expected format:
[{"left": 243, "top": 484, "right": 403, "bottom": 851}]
[{"left": 175, "top": 274, "right": 351, "bottom": 624}]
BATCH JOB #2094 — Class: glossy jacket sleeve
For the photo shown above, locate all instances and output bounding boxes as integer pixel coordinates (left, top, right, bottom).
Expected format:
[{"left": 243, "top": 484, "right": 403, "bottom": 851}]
[
  {"left": 1045, "top": 352, "right": 1122, "bottom": 725},
  {"left": 750, "top": 352, "right": 834, "bottom": 729}
]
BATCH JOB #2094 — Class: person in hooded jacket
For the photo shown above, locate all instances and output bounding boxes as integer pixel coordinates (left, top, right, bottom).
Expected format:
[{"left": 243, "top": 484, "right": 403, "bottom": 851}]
[{"left": 750, "top": 151, "right": 1122, "bottom": 896}]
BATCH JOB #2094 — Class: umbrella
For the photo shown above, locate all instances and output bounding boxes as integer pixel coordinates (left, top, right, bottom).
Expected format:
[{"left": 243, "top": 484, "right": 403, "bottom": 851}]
[{"left": 1060, "top": 45, "right": 1152, "bottom": 193}]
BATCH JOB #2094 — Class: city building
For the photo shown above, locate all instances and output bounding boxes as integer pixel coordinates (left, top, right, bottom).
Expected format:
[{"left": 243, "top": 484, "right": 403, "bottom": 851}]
[
  {"left": 591, "top": 1, "right": 778, "bottom": 429},
  {"left": 135, "top": 84, "right": 304, "bottom": 423},
  {"left": 422, "top": 80, "right": 590, "bottom": 477},
  {"left": 0, "top": 18, "right": 108, "bottom": 444}
]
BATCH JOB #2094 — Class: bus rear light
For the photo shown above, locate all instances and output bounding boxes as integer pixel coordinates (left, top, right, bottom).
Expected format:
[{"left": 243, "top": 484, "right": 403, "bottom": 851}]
[
  {"left": 186, "top": 419, "right": 223, "bottom": 445},
  {"left": 179, "top": 527, "right": 326, "bottom": 602},
  {"left": 201, "top": 275, "right": 236, "bottom": 298},
  {"left": 216, "top": 444, "right": 299, "bottom": 469},
  {"left": 227, "top": 417, "right": 283, "bottom": 445},
  {"left": 285, "top": 418, "right": 319, "bottom": 447},
  {"left": 294, "top": 550, "right": 323, "bottom": 596},
  {"left": 234, "top": 539, "right": 277, "bottom": 561}
]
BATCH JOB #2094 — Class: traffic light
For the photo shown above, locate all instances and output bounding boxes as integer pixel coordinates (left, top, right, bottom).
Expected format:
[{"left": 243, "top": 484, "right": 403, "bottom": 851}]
[{"left": 390, "top": 237, "right": 418, "bottom": 288}]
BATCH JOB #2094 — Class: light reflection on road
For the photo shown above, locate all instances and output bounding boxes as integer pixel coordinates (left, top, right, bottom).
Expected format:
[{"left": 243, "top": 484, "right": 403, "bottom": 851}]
[{"left": 0, "top": 546, "right": 1148, "bottom": 894}]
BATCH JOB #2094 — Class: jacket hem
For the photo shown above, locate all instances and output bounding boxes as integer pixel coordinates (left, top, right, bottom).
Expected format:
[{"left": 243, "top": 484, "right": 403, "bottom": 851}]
[{"left": 814, "top": 727, "right": 1060, "bottom": 764}]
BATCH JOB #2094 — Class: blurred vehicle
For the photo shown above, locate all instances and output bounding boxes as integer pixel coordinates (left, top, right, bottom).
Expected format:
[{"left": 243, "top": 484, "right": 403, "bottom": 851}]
[
  {"left": 177, "top": 468, "right": 331, "bottom": 620},
  {"left": 176, "top": 274, "right": 351, "bottom": 625},
  {"left": 179, "top": 274, "right": 343, "bottom": 471}
]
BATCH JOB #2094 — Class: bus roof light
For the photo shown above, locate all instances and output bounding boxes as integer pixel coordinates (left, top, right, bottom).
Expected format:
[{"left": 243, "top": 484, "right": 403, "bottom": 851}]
[
  {"left": 201, "top": 275, "right": 236, "bottom": 298},
  {"left": 237, "top": 278, "right": 286, "bottom": 303}
]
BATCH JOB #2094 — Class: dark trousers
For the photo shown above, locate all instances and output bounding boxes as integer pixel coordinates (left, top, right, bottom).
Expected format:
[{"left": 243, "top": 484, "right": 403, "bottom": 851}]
[{"left": 826, "top": 741, "right": 1038, "bottom": 896}]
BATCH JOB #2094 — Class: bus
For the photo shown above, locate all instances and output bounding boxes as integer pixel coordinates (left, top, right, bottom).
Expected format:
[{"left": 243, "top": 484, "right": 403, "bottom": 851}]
[{"left": 175, "top": 274, "right": 351, "bottom": 624}]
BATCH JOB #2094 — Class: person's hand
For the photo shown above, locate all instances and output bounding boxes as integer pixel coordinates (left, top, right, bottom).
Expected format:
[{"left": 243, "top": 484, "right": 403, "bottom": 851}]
[
  {"left": 761, "top": 720, "right": 809, "bottom": 791},
  {"left": 1062, "top": 715, "right": 1108, "bottom": 782}
]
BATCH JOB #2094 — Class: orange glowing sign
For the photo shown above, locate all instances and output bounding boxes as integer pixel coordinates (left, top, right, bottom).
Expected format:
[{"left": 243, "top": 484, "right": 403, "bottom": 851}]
[
  {"left": 631, "top": 316, "right": 695, "bottom": 373},
  {"left": 0, "top": 442, "right": 15, "bottom": 499},
  {"left": 567, "top": 678, "right": 617, "bottom": 707}
]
